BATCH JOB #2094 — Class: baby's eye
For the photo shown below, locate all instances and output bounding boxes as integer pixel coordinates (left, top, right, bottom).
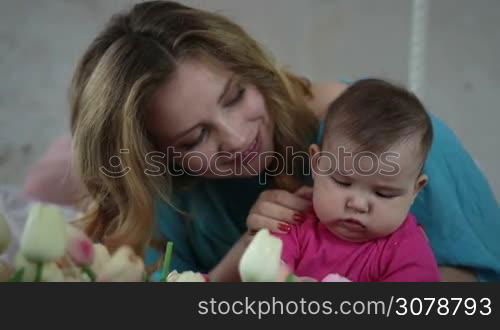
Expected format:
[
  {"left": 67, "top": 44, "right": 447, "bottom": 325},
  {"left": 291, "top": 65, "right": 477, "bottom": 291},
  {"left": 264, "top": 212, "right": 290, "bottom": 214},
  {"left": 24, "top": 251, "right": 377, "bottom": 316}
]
[{"left": 376, "top": 191, "right": 396, "bottom": 199}]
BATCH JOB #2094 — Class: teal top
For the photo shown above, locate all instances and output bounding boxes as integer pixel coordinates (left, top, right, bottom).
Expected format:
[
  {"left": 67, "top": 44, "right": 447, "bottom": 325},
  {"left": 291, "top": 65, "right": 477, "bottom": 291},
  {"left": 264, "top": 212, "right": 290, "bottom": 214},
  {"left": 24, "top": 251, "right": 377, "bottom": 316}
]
[{"left": 147, "top": 113, "right": 500, "bottom": 282}]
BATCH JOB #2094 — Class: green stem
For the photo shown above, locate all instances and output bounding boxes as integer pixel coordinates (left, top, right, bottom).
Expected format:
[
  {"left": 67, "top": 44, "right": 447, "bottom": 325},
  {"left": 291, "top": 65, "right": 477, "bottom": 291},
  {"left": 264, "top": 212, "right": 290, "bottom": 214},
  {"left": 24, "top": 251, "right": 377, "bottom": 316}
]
[
  {"left": 161, "top": 241, "right": 174, "bottom": 282},
  {"left": 8, "top": 268, "right": 25, "bottom": 282},
  {"left": 81, "top": 266, "right": 96, "bottom": 282},
  {"left": 34, "top": 263, "right": 43, "bottom": 282},
  {"left": 285, "top": 273, "right": 296, "bottom": 282}
]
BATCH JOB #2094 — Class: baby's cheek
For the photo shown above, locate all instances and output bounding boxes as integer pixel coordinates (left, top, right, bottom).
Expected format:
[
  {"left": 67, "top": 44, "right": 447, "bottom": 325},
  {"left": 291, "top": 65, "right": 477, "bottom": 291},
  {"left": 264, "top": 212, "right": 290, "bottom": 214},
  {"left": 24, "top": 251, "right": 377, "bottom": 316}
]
[
  {"left": 375, "top": 204, "right": 408, "bottom": 235},
  {"left": 313, "top": 182, "right": 338, "bottom": 221}
]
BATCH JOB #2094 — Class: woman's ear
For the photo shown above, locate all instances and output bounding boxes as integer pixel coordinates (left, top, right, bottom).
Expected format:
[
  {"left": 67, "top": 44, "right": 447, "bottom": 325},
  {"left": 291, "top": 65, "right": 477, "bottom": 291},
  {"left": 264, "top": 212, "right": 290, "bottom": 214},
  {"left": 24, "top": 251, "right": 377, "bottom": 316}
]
[{"left": 309, "top": 144, "right": 321, "bottom": 180}]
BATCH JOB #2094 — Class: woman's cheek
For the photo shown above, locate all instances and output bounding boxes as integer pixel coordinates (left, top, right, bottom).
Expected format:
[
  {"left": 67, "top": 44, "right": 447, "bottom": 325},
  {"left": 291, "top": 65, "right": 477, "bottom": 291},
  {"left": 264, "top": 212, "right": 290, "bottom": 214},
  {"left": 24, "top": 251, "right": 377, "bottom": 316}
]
[{"left": 181, "top": 154, "right": 210, "bottom": 175}]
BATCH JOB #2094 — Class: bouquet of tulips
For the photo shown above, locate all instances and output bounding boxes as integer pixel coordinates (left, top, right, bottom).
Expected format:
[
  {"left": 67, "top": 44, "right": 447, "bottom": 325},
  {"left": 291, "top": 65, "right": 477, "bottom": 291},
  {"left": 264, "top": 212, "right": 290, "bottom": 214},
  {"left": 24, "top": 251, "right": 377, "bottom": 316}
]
[
  {"left": 1, "top": 203, "right": 349, "bottom": 282},
  {"left": 0, "top": 203, "right": 145, "bottom": 282}
]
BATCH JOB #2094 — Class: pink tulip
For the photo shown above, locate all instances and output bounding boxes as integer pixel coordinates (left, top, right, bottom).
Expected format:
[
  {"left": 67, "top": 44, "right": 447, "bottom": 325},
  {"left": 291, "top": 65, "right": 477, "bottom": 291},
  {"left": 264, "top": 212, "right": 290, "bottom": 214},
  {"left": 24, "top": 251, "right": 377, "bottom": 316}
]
[{"left": 65, "top": 224, "right": 94, "bottom": 266}]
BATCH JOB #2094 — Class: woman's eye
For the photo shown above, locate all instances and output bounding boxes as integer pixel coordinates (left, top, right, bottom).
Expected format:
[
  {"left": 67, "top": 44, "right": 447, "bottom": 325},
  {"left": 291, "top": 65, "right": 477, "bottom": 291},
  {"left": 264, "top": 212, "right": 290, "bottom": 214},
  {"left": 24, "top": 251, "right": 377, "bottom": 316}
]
[
  {"left": 332, "top": 177, "right": 351, "bottom": 187},
  {"left": 225, "top": 87, "right": 245, "bottom": 107},
  {"left": 181, "top": 128, "right": 207, "bottom": 150}
]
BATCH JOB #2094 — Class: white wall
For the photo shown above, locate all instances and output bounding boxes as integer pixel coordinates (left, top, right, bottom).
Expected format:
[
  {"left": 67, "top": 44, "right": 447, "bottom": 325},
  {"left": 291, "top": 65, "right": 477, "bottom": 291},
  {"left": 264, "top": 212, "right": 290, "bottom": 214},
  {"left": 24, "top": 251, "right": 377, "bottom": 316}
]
[{"left": 0, "top": 0, "right": 498, "bottom": 200}]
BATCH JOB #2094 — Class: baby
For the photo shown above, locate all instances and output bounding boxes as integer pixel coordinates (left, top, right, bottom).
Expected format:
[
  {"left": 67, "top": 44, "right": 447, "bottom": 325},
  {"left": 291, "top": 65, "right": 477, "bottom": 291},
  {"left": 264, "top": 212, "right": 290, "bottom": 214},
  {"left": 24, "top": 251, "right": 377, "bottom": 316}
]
[{"left": 275, "top": 79, "right": 440, "bottom": 282}]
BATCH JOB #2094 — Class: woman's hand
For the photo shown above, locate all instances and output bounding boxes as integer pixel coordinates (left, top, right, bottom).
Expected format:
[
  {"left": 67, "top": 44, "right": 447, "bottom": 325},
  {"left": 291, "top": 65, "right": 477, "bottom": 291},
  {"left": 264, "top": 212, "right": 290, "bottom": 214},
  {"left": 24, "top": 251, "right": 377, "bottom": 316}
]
[{"left": 246, "top": 186, "right": 313, "bottom": 235}]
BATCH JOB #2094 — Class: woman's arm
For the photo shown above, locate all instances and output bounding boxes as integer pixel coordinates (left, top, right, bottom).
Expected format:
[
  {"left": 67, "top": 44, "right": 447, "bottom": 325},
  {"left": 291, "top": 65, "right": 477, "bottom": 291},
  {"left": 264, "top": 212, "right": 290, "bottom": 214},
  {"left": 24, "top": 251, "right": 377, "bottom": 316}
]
[
  {"left": 439, "top": 267, "right": 477, "bottom": 282},
  {"left": 208, "top": 231, "right": 253, "bottom": 282}
]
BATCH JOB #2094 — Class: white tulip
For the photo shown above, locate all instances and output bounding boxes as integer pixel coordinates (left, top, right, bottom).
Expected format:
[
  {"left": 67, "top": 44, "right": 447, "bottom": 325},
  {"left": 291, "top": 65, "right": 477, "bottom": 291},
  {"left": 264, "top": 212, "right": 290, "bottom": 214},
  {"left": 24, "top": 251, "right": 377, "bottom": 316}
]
[
  {"left": 321, "top": 273, "right": 351, "bottom": 282},
  {"left": 90, "top": 243, "right": 111, "bottom": 274},
  {"left": 65, "top": 224, "right": 94, "bottom": 266},
  {"left": 0, "top": 212, "right": 12, "bottom": 254},
  {"left": 20, "top": 203, "right": 67, "bottom": 262},
  {"left": 97, "top": 246, "right": 145, "bottom": 282},
  {"left": 40, "top": 262, "right": 65, "bottom": 282},
  {"left": 166, "top": 270, "right": 180, "bottom": 282},
  {"left": 167, "top": 270, "right": 207, "bottom": 282},
  {"left": 14, "top": 253, "right": 64, "bottom": 282},
  {"left": 14, "top": 252, "right": 37, "bottom": 281},
  {"left": 239, "top": 229, "right": 283, "bottom": 282}
]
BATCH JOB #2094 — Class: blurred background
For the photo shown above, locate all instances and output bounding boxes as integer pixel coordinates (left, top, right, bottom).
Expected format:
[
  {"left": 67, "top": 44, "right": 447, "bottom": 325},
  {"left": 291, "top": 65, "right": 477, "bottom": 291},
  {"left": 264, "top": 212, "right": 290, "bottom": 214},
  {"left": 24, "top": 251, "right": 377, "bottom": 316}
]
[{"left": 0, "top": 0, "right": 499, "bottom": 200}]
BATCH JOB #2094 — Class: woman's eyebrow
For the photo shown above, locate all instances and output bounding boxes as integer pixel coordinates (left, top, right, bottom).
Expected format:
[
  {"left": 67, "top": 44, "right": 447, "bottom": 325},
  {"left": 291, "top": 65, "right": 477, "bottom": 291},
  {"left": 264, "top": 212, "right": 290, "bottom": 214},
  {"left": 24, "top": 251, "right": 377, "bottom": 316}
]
[{"left": 218, "top": 74, "right": 236, "bottom": 105}]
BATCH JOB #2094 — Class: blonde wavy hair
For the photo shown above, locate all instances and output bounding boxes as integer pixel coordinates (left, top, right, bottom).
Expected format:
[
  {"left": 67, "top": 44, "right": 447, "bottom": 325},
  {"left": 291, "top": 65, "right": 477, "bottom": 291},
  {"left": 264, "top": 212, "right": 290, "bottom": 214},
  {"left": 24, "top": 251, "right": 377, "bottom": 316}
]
[{"left": 70, "top": 1, "right": 318, "bottom": 255}]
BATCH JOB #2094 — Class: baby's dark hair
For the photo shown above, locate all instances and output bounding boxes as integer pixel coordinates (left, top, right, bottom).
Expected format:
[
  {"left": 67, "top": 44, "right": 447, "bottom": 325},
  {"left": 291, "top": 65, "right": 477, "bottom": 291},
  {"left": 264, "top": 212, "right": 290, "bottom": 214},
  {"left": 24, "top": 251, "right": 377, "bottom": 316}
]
[{"left": 322, "top": 79, "right": 433, "bottom": 167}]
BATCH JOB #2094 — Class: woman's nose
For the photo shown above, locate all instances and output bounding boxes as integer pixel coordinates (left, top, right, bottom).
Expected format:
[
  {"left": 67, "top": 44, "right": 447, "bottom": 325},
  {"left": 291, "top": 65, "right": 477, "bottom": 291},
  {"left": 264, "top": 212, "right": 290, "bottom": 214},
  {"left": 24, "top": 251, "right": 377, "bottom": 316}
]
[{"left": 218, "top": 118, "right": 246, "bottom": 153}]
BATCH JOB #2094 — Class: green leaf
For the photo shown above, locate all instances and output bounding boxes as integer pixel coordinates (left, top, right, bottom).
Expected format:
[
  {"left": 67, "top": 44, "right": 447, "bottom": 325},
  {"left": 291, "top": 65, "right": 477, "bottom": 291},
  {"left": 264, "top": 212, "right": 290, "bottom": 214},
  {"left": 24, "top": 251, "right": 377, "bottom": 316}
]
[
  {"left": 34, "top": 263, "right": 43, "bottom": 282},
  {"left": 8, "top": 268, "right": 25, "bottom": 282},
  {"left": 81, "top": 266, "right": 96, "bottom": 282}
]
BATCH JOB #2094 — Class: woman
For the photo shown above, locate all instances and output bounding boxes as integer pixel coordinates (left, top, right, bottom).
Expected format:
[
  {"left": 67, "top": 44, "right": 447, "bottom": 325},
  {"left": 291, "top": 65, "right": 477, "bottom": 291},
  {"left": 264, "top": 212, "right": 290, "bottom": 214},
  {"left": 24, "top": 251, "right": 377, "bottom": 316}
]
[{"left": 25, "top": 1, "right": 499, "bottom": 281}]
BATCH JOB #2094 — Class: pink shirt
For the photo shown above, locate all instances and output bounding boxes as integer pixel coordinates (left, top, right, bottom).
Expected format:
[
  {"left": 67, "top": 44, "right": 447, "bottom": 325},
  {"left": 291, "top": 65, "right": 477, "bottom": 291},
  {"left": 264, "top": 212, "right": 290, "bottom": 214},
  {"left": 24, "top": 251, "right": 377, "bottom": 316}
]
[{"left": 275, "top": 211, "right": 440, "bottom": 282}]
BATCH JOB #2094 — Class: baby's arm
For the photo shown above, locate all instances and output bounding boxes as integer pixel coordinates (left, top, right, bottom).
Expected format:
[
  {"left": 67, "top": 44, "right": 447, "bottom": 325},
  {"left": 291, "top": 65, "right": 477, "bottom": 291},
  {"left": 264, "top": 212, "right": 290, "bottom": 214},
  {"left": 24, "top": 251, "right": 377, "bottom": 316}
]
[{"left": 272, "top": 226, "right": 302, "bottom": 274}]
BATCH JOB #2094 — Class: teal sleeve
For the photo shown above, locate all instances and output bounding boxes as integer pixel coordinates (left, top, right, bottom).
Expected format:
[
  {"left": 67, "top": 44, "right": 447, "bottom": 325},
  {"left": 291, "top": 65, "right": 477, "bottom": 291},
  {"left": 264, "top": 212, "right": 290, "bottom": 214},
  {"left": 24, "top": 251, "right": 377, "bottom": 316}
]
[{"left": 410, "top": 113, "right": 500, "bottom": 281}]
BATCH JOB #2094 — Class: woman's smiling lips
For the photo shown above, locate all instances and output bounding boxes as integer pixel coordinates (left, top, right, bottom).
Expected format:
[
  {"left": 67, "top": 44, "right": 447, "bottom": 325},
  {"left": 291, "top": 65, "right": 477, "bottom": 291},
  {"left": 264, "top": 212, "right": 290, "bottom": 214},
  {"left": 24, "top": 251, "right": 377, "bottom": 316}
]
[{"left": 236, "top": 133, "right": 260, "bottom": 163}]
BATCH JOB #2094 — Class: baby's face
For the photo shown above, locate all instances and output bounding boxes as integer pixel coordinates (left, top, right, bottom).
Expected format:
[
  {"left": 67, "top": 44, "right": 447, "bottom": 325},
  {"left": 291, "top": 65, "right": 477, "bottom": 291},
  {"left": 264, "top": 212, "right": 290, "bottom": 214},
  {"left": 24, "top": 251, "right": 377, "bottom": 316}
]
[{"left": 309, "top": 136, "right": 427, "bottom": 242}]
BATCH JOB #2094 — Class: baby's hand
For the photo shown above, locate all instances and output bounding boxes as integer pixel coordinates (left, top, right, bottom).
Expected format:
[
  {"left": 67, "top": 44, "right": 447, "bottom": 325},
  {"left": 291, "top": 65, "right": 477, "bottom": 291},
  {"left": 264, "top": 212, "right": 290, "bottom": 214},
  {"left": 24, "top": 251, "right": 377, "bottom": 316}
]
[{"left": 246, "top": 186, "right": 313, "bottom": 235}]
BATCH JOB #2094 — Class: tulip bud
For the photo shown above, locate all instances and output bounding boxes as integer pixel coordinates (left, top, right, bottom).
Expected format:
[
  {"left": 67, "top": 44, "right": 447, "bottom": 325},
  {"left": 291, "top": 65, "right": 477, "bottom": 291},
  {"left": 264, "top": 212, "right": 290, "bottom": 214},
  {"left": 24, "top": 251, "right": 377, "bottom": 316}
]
[
  {"left": 166, "top": 270, "right": 180, "bottom": 282},
  {"left": 14, "top": 252, "right": 37, "bottom": 281},
  {"left": 321, "top": 273, "right": 351, "bottom": 282},
  {"left": 239, "top": 229, "right": 283, "bottom": 282},
  {"left": 97, "top": 246, "right": 145, "bottom": 282},
  {"left": 40, "top": 262, "right": 65, "bottom": 282},
  {"left": 167, "top": 270, "right": 207, "bottom": 282},
  {"left": 66, "top": 224, "right": 94, "bottom": 266},
  {"left": 0, "top": 212, "right": 12, "bottom": 255},
  {"left": 90, "top": 243, "right": 111, "bottom": 274},
  {"left": 20, "top": 203, "right": 66, "bottom": 262},
  {"left": 14, "top": 253, "right": 64, "bottom": 282}
]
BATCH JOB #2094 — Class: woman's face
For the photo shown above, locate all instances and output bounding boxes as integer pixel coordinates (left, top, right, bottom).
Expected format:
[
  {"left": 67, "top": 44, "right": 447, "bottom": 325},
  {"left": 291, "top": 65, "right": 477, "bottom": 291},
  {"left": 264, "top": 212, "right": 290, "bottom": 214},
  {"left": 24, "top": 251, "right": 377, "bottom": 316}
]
[{"left": 147, "top": 59, "right": 275, "bottom": 178}]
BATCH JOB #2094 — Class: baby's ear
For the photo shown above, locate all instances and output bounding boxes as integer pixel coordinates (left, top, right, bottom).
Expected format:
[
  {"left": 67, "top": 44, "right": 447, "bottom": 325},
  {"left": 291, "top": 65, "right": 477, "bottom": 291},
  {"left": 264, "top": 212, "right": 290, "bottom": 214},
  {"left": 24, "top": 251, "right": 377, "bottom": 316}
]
[
  {"left": 309, "top": 144, "right": 321, "bottom": 180},
  {"left": 413, "top": 174, "right": 428, "bottom": 199}
]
